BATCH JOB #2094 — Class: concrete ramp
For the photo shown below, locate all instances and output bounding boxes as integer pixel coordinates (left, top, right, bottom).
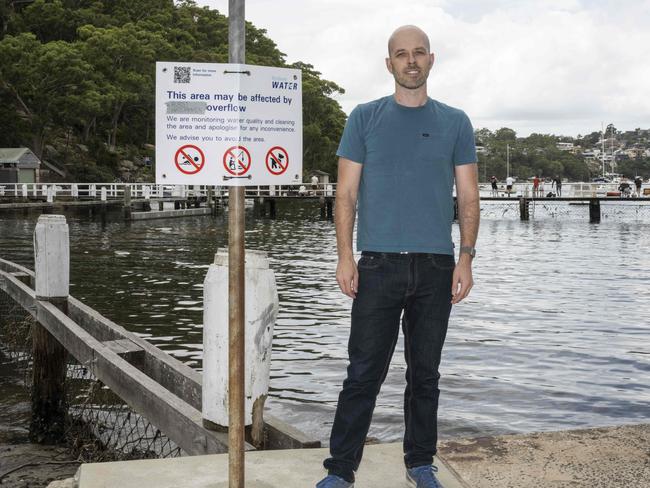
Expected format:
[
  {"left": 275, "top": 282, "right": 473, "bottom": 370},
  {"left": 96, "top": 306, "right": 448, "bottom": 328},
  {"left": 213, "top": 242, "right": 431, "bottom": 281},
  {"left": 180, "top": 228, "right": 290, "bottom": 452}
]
[{"left": 78, "top": 443, "right": 466, "bottom": 488}]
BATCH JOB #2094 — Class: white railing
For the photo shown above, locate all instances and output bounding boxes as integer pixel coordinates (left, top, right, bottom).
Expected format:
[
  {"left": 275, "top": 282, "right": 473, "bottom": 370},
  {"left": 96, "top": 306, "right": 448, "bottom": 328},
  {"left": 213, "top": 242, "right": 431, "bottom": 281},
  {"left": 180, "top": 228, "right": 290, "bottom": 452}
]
[
  {"left": 477, "top": 182, "right": 646, "bottom": 198},
  {"left": 0, "top": 182, "right": 338, "bottom": 200},
  {"left": 1, "top": 181, "right": 646, "bottom": 201}
]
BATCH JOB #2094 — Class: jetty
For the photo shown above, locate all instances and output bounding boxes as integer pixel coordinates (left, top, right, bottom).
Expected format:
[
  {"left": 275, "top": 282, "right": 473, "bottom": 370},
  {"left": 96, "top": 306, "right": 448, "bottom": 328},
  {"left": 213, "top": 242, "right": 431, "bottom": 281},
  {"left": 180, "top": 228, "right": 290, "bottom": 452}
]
[{"left": 1, "top": 182, "right": 649, "bottom": 222}]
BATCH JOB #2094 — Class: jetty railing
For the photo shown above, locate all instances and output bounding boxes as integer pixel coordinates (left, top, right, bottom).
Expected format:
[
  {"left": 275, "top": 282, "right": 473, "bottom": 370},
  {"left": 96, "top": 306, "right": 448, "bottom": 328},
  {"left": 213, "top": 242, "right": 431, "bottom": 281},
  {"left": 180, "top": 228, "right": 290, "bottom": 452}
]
[
  {"left": 0, "top": 216, "right": 319, "bottom": 462},
  {"left": 1, "top": 181, "right": 647, "bottom": 202}
]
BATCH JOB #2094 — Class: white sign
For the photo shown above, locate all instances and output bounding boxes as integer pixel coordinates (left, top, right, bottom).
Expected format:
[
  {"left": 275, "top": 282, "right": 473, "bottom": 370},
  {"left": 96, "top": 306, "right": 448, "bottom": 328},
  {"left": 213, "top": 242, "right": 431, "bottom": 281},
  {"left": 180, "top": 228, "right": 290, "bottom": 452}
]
[{"left": 155, "top": 62, "right": 302, "bottom": 186}]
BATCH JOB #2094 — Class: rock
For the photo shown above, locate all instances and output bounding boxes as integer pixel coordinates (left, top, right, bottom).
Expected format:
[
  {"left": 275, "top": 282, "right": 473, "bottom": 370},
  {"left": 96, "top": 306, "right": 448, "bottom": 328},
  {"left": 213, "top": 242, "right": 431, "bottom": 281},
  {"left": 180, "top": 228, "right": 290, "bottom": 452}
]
[
  {"left": 76, "top": 144, "right": 89, "bottom": 153},
  {"left": 143, "top": 143, "right": 156, "bottom": 151},
  {"left": 47, "top": 476, "right": 78, "bottom": 488},
  {"left": 120, "top": 160, "right": 135, "bottom": 170}
]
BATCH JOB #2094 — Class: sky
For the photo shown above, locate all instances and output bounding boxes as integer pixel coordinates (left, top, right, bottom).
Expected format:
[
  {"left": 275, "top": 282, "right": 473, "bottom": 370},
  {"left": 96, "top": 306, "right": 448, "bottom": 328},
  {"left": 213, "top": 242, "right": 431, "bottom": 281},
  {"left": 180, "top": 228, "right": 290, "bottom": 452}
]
[{"left": 198, "top": 0, "right": 650, "bottom": 138}]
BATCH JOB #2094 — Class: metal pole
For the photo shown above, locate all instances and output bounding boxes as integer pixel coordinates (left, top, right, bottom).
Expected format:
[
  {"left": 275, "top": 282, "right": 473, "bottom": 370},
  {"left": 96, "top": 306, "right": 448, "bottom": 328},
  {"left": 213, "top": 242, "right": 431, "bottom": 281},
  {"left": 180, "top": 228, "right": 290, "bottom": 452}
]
[{"left": 228, "top": 1, "right": 246, "bottom": 488}]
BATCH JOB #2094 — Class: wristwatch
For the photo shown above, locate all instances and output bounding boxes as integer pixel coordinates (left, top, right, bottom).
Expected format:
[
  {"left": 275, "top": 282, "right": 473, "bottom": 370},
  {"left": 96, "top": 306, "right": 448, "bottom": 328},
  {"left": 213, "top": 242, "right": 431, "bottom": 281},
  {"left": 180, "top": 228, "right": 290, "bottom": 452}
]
[{"left": 459, "top": 246, "right": 476, "bottom": 258}]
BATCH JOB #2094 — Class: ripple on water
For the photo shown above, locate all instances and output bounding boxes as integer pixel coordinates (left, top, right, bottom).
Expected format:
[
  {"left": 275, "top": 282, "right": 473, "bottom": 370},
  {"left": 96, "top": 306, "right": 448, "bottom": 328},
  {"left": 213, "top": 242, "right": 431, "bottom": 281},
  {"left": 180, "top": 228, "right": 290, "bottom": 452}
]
[{"left": 0, "top": 204, "right": 649, "bottom": 443}]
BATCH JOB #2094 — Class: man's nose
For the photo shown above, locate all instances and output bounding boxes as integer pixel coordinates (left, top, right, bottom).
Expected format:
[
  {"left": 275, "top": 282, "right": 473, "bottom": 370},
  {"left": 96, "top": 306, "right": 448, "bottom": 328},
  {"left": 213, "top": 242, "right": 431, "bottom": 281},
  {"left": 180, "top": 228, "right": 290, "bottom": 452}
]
[{"left": 408, "top": 52, "right": 416, "bottom": 64}]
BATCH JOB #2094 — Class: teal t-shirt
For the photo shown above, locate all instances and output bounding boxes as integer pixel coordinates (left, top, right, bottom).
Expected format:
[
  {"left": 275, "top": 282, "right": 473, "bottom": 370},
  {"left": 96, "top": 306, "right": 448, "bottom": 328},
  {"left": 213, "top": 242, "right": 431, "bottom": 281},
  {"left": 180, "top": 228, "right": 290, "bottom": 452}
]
[{"left": 337, "top": 96, "right": 476, "bottom": 254}]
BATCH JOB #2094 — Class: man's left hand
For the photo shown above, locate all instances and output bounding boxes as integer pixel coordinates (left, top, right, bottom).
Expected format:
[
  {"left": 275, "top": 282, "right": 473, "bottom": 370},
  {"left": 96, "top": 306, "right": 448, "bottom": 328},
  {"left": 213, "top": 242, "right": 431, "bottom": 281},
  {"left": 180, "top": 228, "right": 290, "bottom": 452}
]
[{"left": 451, "top": 257, "right": 473, "bottom": 304}]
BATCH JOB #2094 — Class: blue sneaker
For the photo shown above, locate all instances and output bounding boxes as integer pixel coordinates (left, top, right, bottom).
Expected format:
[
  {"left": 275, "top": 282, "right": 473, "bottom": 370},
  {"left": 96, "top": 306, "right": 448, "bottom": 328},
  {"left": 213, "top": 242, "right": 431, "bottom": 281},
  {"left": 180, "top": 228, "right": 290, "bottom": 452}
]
[
  {"left": 406, "top": 464, "right": 442, "bottom": 488},
  {"left": 316, "top": 474, "right": 354, "bottom": 487}
]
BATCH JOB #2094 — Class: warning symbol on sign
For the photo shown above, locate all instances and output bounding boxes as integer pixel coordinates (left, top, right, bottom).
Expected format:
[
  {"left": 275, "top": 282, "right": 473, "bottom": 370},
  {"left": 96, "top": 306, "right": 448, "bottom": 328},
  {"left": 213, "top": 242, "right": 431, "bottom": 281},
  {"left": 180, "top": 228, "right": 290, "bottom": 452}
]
[
  {"left": 223, "top": 146, "right": 251, "bottom": 176},
  {"left": 175, "top": 145, "right": 205, "bottom": 175},
  {"left": 265, "top": 146, "right": 289, "bottom": 175}
]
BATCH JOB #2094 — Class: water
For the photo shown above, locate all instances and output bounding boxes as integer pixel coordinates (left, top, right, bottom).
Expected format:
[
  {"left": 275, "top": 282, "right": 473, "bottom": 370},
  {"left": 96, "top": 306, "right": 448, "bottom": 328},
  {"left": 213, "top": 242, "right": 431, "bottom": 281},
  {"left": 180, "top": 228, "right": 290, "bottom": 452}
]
[{"left": 1, "top": 201, "right": 649, "bottom": 444}]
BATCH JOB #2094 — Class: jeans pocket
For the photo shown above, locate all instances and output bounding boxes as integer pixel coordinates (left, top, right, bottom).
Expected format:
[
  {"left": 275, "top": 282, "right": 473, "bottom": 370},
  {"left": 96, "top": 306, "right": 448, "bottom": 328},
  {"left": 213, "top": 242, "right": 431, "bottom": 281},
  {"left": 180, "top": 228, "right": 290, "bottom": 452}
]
[
  {"left": 428, "top": 254, "right": 456, "bottom": 270},
  {"left": 358, "top": 254, "right": 382, "bottom": 270}
]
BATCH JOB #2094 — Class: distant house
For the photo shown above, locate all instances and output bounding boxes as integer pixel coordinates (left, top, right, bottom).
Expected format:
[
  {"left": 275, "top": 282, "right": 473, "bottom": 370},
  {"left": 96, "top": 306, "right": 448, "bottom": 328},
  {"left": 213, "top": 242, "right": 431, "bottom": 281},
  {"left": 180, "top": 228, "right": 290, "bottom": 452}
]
[
  {"left": 0, "top": 148, "right": 41, "bottom": 183},
  {"left": 556, "top": 142, "right": 574, "bottom": 151},
  {"left": 476, "top": 145, "right": 489, "bottom": 155}
]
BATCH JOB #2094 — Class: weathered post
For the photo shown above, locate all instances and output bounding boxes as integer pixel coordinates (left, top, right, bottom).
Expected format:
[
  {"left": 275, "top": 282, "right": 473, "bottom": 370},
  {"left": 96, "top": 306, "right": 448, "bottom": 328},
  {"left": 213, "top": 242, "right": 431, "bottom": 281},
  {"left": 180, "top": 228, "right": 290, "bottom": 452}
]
[
  {"left": 203, "top": 250, "right": 278, "bottom": 447},
  {"left": 519, "top": 197, "right": 530, "bottom": 221},
  {"left": 268, "top": 199, "right": 276, "bottom": 219},
  {"left": 589, "top": 198, "right": 601, "bottom": 223},
  {"left": 31, "top": 215, "right": 69, "bottom": 443},
  {"left": 320, "top": 196, "right": 326, "bottom": 219},
  {"left": 229, "top": 1, "right": 246, "bottom": 486},
  {"left": 124, "top": 185, "right": 132, "bottom": 220},
  {"left": 326, "top": 198, "right": 334, "bottom": 220},
  {"left": 208, "top": 186, "right": 216, "bottom": 216}
]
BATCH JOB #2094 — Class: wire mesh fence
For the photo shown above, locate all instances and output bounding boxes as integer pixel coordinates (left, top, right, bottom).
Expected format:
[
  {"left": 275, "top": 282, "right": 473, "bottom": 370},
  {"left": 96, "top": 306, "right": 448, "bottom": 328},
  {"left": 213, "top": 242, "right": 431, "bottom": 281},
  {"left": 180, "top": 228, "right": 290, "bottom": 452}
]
[{"left": 0, "top": 287, "right": 182, "bottom": 463}]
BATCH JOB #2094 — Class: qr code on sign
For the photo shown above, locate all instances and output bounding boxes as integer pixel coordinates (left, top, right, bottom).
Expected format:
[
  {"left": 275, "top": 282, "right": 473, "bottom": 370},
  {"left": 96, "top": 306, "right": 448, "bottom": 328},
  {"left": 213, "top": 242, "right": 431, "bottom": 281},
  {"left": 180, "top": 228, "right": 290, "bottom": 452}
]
[{"left": 174, "top": 66, "right": 191, "bottom": 83}]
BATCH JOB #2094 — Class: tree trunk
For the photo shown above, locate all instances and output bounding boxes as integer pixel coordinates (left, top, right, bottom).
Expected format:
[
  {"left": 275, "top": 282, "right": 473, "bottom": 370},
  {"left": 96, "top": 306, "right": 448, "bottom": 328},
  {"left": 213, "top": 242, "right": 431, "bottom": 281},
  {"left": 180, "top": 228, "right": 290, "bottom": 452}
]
[{"left": 109, "top": 101, "right": 124, "bottom": 149}]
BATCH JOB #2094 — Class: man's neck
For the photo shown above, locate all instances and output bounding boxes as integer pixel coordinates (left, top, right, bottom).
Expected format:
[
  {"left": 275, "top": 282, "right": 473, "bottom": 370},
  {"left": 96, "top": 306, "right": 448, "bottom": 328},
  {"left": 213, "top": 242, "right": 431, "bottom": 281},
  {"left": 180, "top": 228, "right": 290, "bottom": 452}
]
[{"left": 393, "top": 85, "right": 429, "bottom": 107}]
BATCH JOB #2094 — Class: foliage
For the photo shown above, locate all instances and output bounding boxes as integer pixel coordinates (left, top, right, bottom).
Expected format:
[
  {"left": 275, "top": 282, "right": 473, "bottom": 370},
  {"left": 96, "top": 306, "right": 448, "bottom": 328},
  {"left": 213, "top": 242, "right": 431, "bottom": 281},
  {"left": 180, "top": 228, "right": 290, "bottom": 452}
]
[{"left": 0, "top": 0, "right": 347, "bottom": 182}]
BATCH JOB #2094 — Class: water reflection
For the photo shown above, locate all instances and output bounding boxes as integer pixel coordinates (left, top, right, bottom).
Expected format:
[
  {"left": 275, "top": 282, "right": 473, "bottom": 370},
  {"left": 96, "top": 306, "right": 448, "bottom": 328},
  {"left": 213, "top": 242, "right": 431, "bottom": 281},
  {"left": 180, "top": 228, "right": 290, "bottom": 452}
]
[{"left": 0, "top": 202, "right": 649, "bottom": 444}]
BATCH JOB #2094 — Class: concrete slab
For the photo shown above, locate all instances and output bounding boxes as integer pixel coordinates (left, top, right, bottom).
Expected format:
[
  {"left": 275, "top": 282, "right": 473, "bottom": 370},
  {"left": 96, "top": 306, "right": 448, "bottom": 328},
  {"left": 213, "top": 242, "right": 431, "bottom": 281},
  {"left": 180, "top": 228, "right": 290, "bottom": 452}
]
[
  {"left": 77, "top": 443, "right": 465, "bottom": 488},
  {"left": 438, "top": 423, "right": 650, "bottom": 488}
]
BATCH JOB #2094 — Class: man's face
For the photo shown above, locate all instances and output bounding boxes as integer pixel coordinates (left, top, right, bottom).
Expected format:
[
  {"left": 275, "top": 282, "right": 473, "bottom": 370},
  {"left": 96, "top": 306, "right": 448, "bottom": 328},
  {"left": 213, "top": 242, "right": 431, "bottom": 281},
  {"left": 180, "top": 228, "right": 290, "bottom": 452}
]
[{"left": 386, "top": 29, "right": 434, "bottom": 90}]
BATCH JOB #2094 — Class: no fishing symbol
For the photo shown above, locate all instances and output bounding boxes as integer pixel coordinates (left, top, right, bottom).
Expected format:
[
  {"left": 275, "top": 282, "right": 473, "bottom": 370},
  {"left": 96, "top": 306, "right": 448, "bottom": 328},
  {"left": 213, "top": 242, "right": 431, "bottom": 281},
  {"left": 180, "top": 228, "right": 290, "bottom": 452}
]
[
  {"left": 174, "top": 145, "right": 205, "bottom": 174},
  {"left": 265, "top": 146, "right": 289, "bottom": 175},
  {"left": 223, "top": 146, "right": 251, "bottom": 177}
]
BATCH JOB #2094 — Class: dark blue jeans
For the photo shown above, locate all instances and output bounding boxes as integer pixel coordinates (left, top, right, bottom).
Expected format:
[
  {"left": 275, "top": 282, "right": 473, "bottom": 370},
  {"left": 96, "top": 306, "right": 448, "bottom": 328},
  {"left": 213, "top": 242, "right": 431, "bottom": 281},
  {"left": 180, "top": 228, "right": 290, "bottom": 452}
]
[{"left": 324, "top": 251, "right": 455, "bottom": 483}]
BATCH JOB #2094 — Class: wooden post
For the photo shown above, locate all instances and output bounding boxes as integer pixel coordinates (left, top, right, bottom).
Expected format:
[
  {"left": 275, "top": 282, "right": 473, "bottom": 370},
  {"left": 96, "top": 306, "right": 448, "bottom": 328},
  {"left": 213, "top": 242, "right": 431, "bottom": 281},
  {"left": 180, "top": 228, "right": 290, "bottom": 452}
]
[
  {"left": 31, "top": 215, "right": 69, "bottom": 443},
  {"left": 229, "top": 1, "right": 246, "bottom": 486},
  {"left": 268, "top": 199, "right": 276, "bottom": 219},
  {"left": 589, "top": 198, "right": 601, "bottom": 223},
  {"left": 320, "top": 196, "right": 326, "bottom": 219},
  {"left": 519, "top": 197, "right": 530, "bottom": 221},
  {"left": 208, "top": 186, "right": 216, "bottom": 216},
  {"left": 124, "top": 185, "right": 132, "bottom": 220}
]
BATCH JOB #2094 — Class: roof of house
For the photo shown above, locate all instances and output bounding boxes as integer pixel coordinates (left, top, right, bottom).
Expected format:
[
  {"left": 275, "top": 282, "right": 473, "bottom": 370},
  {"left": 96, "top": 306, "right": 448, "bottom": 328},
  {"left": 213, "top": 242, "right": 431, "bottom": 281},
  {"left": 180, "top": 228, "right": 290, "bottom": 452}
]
[{"left": 0, "top": 148, "right": 41, "bottom": 168}]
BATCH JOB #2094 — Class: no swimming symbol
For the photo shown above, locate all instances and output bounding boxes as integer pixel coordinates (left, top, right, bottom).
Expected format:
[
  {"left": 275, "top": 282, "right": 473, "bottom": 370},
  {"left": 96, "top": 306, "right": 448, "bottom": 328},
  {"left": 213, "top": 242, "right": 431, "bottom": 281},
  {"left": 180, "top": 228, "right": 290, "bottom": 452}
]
[{"left": 175, "top": 145, "right": 205, "bottom": 174}]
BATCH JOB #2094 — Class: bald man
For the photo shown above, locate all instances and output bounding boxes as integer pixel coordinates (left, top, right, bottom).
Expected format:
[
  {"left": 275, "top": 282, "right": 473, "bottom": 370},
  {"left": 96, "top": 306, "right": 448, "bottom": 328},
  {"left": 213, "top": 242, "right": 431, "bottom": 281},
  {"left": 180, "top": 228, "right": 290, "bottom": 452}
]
[{"left": 316, "top": 26, "right": 479, "bottom": 488}]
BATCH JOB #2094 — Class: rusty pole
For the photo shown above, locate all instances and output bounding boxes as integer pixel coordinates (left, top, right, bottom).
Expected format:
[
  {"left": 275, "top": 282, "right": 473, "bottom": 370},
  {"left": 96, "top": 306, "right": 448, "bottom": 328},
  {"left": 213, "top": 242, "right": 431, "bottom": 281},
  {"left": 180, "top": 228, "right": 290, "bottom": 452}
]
[{"left": 228, "top": 1, "right": 246, "bottom": 487}]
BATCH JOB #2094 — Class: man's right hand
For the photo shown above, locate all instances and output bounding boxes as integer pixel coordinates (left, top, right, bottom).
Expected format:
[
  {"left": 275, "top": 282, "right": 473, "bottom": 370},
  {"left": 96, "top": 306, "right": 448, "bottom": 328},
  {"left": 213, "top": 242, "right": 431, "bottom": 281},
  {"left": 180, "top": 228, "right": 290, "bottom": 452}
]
[{"left": 336, "top": 255, "right": 359, "bottom": 299}]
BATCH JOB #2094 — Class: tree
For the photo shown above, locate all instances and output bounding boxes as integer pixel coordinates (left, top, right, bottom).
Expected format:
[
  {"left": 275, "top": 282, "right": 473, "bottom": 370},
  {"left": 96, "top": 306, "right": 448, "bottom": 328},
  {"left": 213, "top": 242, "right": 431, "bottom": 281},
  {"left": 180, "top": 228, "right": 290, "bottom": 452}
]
[{"left": 0, "top": 32, "right": 93, "bottom": 157}]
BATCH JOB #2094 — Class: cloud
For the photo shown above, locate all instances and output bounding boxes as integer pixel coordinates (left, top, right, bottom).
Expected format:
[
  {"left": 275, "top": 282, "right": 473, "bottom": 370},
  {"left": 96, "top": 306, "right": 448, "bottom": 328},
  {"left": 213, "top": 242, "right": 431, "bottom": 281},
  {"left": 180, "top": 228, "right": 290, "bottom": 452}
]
[{"left": 198, "top": 0, "right": 650, "bottom": 136}]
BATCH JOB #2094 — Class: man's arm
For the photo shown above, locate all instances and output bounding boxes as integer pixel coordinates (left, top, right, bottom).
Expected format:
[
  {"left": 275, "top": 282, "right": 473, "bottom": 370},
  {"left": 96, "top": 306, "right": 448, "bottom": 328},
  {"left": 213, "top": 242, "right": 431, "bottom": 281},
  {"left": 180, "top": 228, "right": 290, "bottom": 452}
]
[
  {"left": 452, "top": 162, "right": 480, "bottom": 304},
  {"left": 335, "top": 157, "right": 363, "bottom": 298}
]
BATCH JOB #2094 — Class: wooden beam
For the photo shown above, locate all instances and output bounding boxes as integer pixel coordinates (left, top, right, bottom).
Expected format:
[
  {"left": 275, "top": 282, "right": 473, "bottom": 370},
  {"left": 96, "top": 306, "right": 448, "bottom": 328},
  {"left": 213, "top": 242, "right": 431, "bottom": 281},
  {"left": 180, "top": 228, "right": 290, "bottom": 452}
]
[{"left": 0, "top": 267, "right": 321, "bottom": 450}]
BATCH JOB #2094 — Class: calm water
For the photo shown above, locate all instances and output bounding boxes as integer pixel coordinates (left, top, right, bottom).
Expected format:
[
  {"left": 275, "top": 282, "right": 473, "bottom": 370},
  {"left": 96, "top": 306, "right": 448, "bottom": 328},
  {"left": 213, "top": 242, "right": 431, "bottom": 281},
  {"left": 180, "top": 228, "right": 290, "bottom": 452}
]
[{"left": 1, "top": 201, "right": 649, "bottom": 444}]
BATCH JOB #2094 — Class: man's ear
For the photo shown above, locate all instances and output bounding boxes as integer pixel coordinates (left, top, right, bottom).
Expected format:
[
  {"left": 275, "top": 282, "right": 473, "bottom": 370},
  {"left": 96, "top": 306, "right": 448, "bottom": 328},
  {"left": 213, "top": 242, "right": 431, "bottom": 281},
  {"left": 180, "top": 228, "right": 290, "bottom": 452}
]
[{"left": 385, "top": 57, "right": 393, "bottom": 74}]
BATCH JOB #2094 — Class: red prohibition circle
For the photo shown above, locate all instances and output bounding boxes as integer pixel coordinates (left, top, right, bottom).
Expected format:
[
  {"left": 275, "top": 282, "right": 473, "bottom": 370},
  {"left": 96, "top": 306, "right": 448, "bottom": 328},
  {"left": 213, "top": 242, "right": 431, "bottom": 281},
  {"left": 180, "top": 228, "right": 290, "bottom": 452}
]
[
  {"left": 265, "top": 146, "right": 289, "bottom": 175},
  {"left": 223, "top": 146, "right": 252, "bottom": 176},
  {"left": 174, "top": 145, "right": 205, "bottom": 174}
]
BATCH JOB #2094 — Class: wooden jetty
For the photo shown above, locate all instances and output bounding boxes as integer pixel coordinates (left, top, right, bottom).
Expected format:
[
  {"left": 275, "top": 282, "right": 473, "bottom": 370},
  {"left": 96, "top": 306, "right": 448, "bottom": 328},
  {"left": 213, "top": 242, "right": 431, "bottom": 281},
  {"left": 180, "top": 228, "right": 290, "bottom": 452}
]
[
  {"left": 0, "top": 244, "right": 318, "bottom": 457},
  {"left": 1, "top": 182, "right": 649, "bottom": 223}
]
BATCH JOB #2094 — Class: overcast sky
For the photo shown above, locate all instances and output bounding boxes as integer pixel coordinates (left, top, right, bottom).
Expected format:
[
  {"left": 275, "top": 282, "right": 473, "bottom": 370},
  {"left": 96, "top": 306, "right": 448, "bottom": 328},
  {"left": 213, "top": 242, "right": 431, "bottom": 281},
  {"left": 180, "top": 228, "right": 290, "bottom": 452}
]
[{"left": 198, "top": 0, "right": 650, "bottom": 137}]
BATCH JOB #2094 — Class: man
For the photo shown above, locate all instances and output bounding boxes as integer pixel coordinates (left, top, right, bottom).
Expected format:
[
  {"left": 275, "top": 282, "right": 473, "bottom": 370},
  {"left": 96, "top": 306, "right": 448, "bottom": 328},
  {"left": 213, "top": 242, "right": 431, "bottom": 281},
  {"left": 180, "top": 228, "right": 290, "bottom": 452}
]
[
  {"left": 532, "top": 175, "right": 540, "bottom": 197},
  {"left": 490, "top": 175, "right": 498, "bottom": 197},
  {"left": 506, "top": 175, "right": 514, "bottom": 196},
  {"left": 316, "top": 25, "right": 479, "bottom": 488},
  {"left": 634, "top": 176, "right": 643, "bottom": 197},
  {"left": 552, "top": 175, "right": 562, "bottom": 197}
]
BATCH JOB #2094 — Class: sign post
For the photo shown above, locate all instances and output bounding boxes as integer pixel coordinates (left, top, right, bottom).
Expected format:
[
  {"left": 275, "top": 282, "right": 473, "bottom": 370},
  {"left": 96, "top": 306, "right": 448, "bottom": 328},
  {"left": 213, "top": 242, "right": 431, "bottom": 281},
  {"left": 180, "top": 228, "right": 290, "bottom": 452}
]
[
  {"left": 228, "top": 3, "right": 245, "bottom": 488},
  {"left": 155, "top": 3, "right": 302, "bottom": 487}
]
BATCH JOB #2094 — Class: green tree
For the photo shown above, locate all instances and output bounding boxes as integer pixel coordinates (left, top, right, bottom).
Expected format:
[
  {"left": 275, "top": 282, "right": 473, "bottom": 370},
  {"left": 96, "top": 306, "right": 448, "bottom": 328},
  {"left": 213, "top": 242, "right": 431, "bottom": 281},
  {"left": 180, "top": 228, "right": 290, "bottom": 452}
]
[{"left": 0, "top": 32, "right": 93, "bottom": 157}]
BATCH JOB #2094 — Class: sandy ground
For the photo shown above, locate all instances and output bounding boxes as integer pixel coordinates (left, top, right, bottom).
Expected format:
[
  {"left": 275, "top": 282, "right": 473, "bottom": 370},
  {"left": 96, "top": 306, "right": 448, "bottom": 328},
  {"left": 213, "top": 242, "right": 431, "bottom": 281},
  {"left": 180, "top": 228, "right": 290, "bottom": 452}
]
[{"left": 438, "top": 423, "right": 650, "bottom": 488}]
